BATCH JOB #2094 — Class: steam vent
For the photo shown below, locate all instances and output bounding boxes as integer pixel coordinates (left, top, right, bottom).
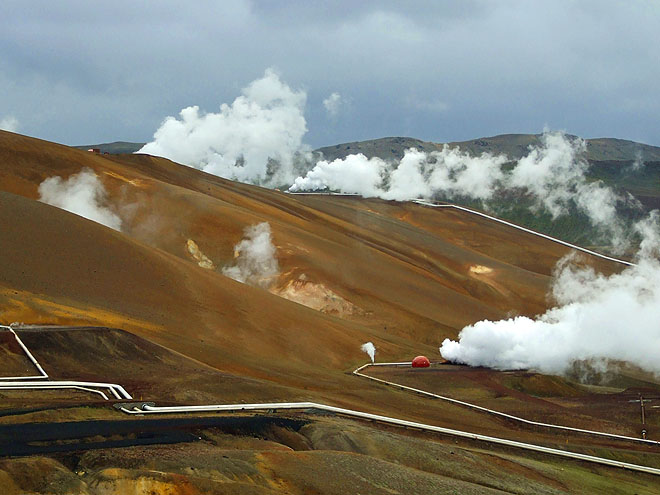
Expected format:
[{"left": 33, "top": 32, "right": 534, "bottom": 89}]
[{"left": 412, "top": 356, "right": 431, "bottom": 368}]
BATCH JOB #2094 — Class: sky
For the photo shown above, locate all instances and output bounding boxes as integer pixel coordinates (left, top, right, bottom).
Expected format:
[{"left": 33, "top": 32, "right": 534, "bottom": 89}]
[{"left": 1, "top": 0, "right": 659, "bottom": 148}]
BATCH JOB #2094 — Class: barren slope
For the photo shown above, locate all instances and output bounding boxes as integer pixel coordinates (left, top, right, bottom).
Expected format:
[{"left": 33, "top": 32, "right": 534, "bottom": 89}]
[
  {"left": 0, "top": 129, "right": 621, "bottom": 388},
  {"left": 2, "top": 130, "right": 658, "bottom": 492}
]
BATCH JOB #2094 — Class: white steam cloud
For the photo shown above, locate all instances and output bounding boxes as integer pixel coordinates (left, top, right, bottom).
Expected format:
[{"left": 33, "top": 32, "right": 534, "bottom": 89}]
[
  {"left": 138, "top": 70, "right": 632, "bottom": 247},
  {"left": 291, "top": 132, "right": 630, "bottom": 244},
  {"left": 291, "top": 153, "right": 387, "bottom": 197},
  {"left": 361, "top": 341, "right": 376, "bottom": 363},
  {"left": 135, "top": 68, "right": 658, "bottom": 380},
  {"left": 509, "top": 133, "right": 626, "bottom": 241},
  {"left": 289, "top": 146, "right": 507, "bottom": 202},
  {"left": 222, "top": 222, "right": 279, "bottom": 288},
  {"left": 440, "top": 213, "right": 660, "bottom": 377},
  {"left": 323, "top": 92, "right": 343, "bottom": 118},
  {"left": 139, "top": 69, "right": 308, "bottom": 186},
  {"left": 38, "top": 168, "right": 122, "bottom": 231},
  {"left": 0, "top": 116, "right": 19, "bottom": 132}
]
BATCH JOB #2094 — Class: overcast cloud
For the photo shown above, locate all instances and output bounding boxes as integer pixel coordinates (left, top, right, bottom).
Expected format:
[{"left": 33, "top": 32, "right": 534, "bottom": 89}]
[{"left": 1, "top": 1, "right": 659, "bottom": 147}]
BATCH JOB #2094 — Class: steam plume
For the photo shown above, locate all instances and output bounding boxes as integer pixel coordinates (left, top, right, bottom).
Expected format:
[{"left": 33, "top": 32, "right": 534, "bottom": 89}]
[
  {"left": 38, "top": 168, "right": 122, "bottom": 231},
  {"left": 361, "top": 342, "right": 376, "bottom": 363},
  {"left": 508, "top": 133, "right": 626, "bottom": 242},
  {"left": 290, "top": 153, "right": 387, "bottom": 197},
  {"left": 138, "top": 68, "right": 632, "bottom": 247},
  {"left": 439, "top": 214, "right": 660, "bottom": 377},
  {"left": 138, "top": 69, "right": 308, "bottom": 186},
  {"left": 291, "top": 131, "right": 632, "bottom": 245},
  {"left": 222, "top": 222, "right": 279, "bottom": 288}
]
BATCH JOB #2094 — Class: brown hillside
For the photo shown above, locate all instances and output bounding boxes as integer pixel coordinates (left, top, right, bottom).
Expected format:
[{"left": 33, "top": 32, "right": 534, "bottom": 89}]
[
  {"left": 0, "top": 129, "right": 620, "bottom": 377},
  {"left": 0, "top": 129, "right": 621, "bottom": 408},
  {"left": 3, "top": 130, "right": 659, "bottom": 492}
]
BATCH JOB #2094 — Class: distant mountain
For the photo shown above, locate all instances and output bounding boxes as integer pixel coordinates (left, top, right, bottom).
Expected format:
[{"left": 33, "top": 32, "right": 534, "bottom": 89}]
[
  {"left": 75, "top": 134, "right": 660, "bottom": 218},
  {"left": 315, "top": 134, "right": 660, "bottom": 253},
  {"left": 315, "top": 134, "right": 660, "bottom": 163},
  {"left": 77, "top": 133, "right": 660, "bottom": 162},
  {"left": 74, "top": 141, "right": 145, "bottom": 154},
  {"left": 315, "top": 137, "right": 443, "bottom": 162}
]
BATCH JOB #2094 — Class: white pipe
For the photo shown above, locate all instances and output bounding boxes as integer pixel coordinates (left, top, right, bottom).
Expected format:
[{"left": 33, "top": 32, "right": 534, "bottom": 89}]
[
  {"left": 411, "top": 200, "right": 634, "bottom": 266},
  {"left": 110, "top": 384, "right": 133, "bottom": 400},
  {"left": 287, "top": 194, "right": 633, "bottom": 266},
  {"left": 0, "top": 324, "right": 48, "bottom": 379},
  {"left": 71, "top": 386, "right": 109, "bottom": 400},
  {"left": 1, "top": 325, "right": 48, "bottom": 377},
  {"left": 353, "top": 363, "right": 660, "bottom": 446},
  {"left": 1, "top": 324, "right": 130, "bottom": 399},
  {"left": 7, "top": 321, "right": 652, "bottom": 472},
  {"left": 410, "top": 200, "right": 453, "bottom": 208},
  {"left": 118, "top": 401, "right": 660, "bottom": 476},
  {"left": 353, "top": 362, "right": 412, "bottom": 374},
  {"left": 286, "top": 192, "right": 361, "bottom": 196},
  {"left": 0, "top": 381, "right": 131, "bottom": 400},
  {"left": 8, "top": 328, "right": 49, "bottom": 378}
]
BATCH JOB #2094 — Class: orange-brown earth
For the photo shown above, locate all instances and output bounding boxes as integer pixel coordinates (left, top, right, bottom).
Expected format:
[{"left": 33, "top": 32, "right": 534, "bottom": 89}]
[
  {"left": 366, "top": 364, "right": 660, "bottom": 438},
  {"left": 1, "top": 130, "right": 657, "bottom": 493}
]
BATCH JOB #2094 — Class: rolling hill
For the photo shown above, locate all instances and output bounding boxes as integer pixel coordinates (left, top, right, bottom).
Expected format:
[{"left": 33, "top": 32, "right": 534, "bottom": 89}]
[
  {"left": 2, "top": 129, "right": 659, "bottom": 493},
  {"left": 79, "top": 134, "right": 660, "bottom": 242},
  {"left": 73, "top": 141, "right": 147, "bottom": 154},
  {"left": 317, "top": 135, "right": 660, "bottom": 250},
  {"left": 316, "top": 133, "right": 660, "bottom": 162},
  {"left": 80, "top": 133, "right": 660, "bottom": 163},
  {"left": 3, "top": 129, "right": 589, "bottom": 377}
]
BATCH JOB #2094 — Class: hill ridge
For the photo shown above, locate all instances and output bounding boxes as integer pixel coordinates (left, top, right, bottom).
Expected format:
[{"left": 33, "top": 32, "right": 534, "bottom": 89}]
[{"left": 75, "top": 133, "right": 660, "bottom": 162}]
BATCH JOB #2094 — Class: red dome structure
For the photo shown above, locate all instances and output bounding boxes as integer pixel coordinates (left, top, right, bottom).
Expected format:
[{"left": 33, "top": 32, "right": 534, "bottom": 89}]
[{"left": 411, "top": 355, "right": 430, "bottom": 368}]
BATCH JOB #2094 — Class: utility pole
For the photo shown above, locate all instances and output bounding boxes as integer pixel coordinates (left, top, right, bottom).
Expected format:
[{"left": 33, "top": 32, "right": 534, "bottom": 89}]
[{"left": 629, "top": 394, "right": 652, "bottom": 439}]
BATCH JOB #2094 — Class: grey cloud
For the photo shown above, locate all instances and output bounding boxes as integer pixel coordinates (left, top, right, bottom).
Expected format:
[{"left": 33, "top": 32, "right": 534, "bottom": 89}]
[{"left": 0, "top": 1, "right": 658, "bottom": 147}]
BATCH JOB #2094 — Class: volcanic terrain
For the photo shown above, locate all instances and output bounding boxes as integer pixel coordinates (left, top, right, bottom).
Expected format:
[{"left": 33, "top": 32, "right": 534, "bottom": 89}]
[{"left": 1, "top": 130, "right": 660, "bottom": 493}]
